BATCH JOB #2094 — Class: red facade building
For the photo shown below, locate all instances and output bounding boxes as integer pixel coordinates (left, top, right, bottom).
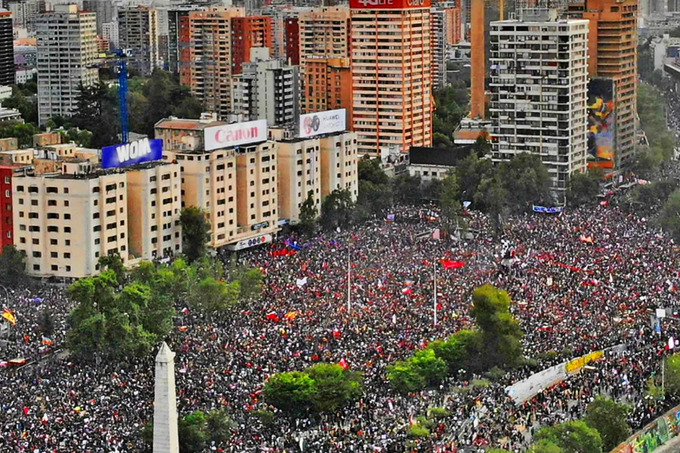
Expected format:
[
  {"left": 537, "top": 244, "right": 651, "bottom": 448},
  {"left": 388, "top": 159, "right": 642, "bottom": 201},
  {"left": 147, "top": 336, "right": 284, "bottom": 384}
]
[
  {"left": 0, "top": 166, "right": 14, "bottom": 251},
  {"left": 284, "top": 17, "right": 299, "bottom": 65},
  {"left": 231, "top": 16, "right": 273, "bottom": 74}
]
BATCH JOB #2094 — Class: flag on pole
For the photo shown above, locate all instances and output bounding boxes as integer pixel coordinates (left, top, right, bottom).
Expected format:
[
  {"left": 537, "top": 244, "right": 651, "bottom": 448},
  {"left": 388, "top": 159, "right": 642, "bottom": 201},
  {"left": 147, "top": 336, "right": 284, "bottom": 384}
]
[
  {"left": 339, "top": 358, "right": 350, "bottom": 370},
  {"left": 440, "top": 259, "right": 465, "bottom": 269},
  {"left": 41, "top": 336, "right": 53, "bottom": 346},
  {"left": 2, "top": 309, "right": 16, "bottom": 326}
]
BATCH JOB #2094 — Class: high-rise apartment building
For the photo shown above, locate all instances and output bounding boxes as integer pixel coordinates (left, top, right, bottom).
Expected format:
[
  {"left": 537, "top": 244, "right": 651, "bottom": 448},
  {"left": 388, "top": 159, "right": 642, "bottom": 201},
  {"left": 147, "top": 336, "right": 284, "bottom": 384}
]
[
  {"left": 443, "top": 4, "right": 463, "bottom": 44},
  {"left": 230, "top": 16, "right": 273, "bottom": 75},
  {"left": 231, "top": 48, "right": 300, "bottom": 127},
  {"left": 303, "top": 57, "right": 353, "bottom": 125},
  {"left": 431, "top": 8, "right": 447, "bottom": 90},
  {"left": 180, "top": 7, "right": 246, "bottom": 120},
  {"left": 489, "top": 10, "right": 589, "bottom": 196},
  {"left": 35, "top": 5, "right": 98, "bottom": 126},
  {"left": 350, "top": 0, "right": 433, "bottom": 155},
  {"left": 118, "top": 7, "right": 161, "bottom": 77},
  {"left": 83, "top": 0, "right": 114, "bottom": 34},
  {"left": 0, "top": 12, "right": 15, "bottom": 86},
  {"left": 298, "top": 7, "right": 351, "bottom": 114},
  {"left": 284, "top": 17, "right": 300, "bottom": 64},
  {"left": 167, "top": 7, "right": 198, "bottom": 74},
  {"left": 568, "top": 0, "right": 638, "bottom": 170}
]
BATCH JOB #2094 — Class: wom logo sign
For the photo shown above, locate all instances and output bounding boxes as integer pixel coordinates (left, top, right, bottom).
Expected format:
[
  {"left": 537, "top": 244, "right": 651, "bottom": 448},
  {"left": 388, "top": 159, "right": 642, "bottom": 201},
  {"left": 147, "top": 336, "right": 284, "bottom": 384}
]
[{"left": 102, "top": 138, "right": 164, "bottom": 169}]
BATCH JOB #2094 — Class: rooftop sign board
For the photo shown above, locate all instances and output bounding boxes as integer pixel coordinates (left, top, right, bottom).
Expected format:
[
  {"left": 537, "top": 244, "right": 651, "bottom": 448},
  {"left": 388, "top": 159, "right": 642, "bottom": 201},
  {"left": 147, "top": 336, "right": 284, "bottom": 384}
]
[
  {"left": 204, "top": 119, "right": 268, "bottom": 151},
  {"left": 298, "top": 109, "right": 347, "bottom": 139},
  {"left": 349, "top": 0, "right": 431, "bottom": 9},
  {"left": 102, "top": 138, "right": 163, "bottom": 169}
]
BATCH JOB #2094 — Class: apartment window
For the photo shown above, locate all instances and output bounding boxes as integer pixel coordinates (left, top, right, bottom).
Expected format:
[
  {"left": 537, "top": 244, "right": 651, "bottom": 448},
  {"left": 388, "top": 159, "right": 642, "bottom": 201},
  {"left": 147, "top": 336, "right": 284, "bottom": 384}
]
[
  {"left": 47, "top": 213, "right": 59, "bottom": 219},
  {"left": 16, "top": 185, "right": 23, "bottom": 192},
  {"left": 64, "top": 253, "right": 71, "bottom": 259},
  {"left": 47, "top": 226, "right": 58, "bottom": 233},
  {"left": 31, "top": 200, "right": 38, "bottom": 206},
  {"left": 4, "top": 190, "right": 8, "bottom": 197},
  {"left": 48, "top": 200, "right": 56, "bottom": 206},
  {"left": 18, "top": 199, "right": 23, "bottom": 205},
  {"left": 32, "top": 251, "right": 41, "bottom": 258},
  {"left": 33, "top": 264, "right": 39, "bottom": 271},
  {"left": 50, "top": 252, "right": 58, "bottom": 258},
  {"left": 51, "top": 265, "right": 57, "bottom": 271},
  {"left": 64, "top": 201, "right": 69, "bottom": 207},
  {"left": 50, "top": 239, "right": 57, "bottom": 245},
  {"left": 64, "top": 188, "right": 69, "bottom": 194},
  {"left": 28, "top": 212, "right": 38, "bottom": 219},
  {"left": 93, "top": 187, "right": 100, "bottom": 193},
  {"left": 150, "top": 176, "right": 157, "bottom": 182},
  {"left": 32, "top": 238, "right": 38, "bottom": 245},
  {"left": 64, "top": 214, "right": 70, "bottom": 220},
  {"left": 65, "top": 240, "right": 70, "bottom": 246},
  {"left": 66, "top": 266, "right": 71, "bottom": 272},
  {"left": 107, "top": 236, "right": 116, "bottom": 243},
  {"left": 106, "top": 197, "right": 116, "bottom": 204},
  {"left": 28, "top": 225, "right": 40, "bottom": 232},
  {"left": 46, "top": 187, "right": 58, "bottom": 193},
  {"left": 94, "top": 225, "right": 101, "bottom": 232},
  {"left": 64, "top": 227, "right": 71, "bottom": 233}
]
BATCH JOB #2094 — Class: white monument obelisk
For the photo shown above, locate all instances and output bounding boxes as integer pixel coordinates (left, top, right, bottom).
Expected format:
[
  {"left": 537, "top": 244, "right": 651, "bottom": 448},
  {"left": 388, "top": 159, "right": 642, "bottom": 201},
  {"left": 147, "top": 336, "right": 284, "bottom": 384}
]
[{"left": 153, "top": 342, "right": 179, "bottom": 453}]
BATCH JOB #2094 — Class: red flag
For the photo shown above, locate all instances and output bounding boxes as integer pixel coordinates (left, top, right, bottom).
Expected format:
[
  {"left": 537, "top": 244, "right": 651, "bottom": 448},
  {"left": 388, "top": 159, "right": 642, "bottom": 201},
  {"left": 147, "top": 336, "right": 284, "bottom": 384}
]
[
  {"left": 402, "top": 287, "right": 413, "bottom": 295},
  {"left": 440, "top": 259, "right": 465, "bottom": 269},
  {"left": 266, "top": 312, "right": 280, "bottom": 322},
  {"left": 339, "top": 358, "right": 350, "bottom": 370}
]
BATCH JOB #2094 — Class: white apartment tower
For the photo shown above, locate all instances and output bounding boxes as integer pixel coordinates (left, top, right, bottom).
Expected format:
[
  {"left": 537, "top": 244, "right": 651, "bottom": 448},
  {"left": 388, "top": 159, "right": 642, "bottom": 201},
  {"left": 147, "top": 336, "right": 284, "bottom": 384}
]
[
  {"left": 489, "top": 10, "right": 589, "bottom": 196},
  {"left": 118, "top": 6, "right": 161, "bottom": 77},
  {"left": 231, "top": 48, "right": 300, "bottom": 127},
  {"left": 35, "top": 5, "right": 98, "bottom": 126}
]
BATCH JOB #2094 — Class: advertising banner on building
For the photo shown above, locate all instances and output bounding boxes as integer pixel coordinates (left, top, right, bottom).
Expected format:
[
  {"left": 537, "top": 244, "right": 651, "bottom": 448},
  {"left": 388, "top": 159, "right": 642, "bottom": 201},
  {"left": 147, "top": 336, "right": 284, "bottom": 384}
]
[
  {"left": 225, "top": 234, "right": 272, "bottom": 251},
  {"left": 298, "top": 109, "right": 347, "bottom": 138},
  {"left": 102, "top": 138, "right": 163, "bottom": 169},
  {"left": 204, "top": 119, "right": 268, "bottom": 151},
  {"left": 587, "top": 78, "right": 616, "bottom": 169},
  {"left": 350, "top": 0, "right": 432, "bottom": 8}
]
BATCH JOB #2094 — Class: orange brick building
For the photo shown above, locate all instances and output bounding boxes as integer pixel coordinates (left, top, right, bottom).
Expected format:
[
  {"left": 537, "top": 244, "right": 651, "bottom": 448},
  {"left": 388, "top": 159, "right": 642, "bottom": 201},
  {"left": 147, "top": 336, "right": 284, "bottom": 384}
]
[
  {"left": 350, "top": 0, "right": 433, "bottom": 155},
  {"left": 569, "top": 0, "right": 638, "bottom": 170},
  {"left": 231, "top": 16, "right": 273, "bottom": 74},
  {"left": 304, "top": 57, "right": 353, "bottom": 126}
]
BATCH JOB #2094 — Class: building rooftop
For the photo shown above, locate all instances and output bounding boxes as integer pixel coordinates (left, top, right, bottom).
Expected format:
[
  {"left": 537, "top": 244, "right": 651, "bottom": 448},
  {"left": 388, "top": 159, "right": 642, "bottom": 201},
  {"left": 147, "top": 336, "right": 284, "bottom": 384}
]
[
  {"left": 409, "top": 145, "right": 476, "bottom": 167},
  {"left": 155, "top": 118, "right": 226, "bottom": 131}
]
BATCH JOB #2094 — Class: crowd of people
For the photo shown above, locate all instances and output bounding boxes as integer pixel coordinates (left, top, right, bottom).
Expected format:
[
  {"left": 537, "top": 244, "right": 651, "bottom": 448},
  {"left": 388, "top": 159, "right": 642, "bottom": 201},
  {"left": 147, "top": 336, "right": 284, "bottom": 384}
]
[{"left": 0, "top": 190, "right": 679, "bottom": 452}]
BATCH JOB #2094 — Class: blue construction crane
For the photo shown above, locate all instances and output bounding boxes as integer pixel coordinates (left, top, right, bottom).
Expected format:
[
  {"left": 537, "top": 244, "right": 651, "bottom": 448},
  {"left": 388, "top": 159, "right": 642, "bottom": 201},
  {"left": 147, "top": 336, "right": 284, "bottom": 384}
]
[
  {"left": 113, "top": 49, "right": 132, "bottom": 144},
  {"left": 93, "top": 48, "right": 132, "bottom": 144}
]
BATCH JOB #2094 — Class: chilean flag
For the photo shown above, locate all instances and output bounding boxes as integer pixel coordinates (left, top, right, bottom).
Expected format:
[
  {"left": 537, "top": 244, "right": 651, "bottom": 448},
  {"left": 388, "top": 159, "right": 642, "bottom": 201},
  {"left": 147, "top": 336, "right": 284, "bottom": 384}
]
[{"left": 440, "top": 259, "right": 465, "bottom": 269}]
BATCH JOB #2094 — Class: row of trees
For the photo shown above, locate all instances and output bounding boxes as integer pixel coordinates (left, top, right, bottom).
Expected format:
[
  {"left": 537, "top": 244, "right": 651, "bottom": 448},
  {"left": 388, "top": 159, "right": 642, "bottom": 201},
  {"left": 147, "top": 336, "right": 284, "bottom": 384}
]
[
  {"left": 635, "top": 83, "right": 678, "bottom": 176},
  {"left": 263, "top": 363, "right": 363, "bottom": 415},
  {"left": 67, "top": 254, "right": 263, "bottom": 361},
  {"left": 387, "top": 285, "right": 523, "bottom": 394}
]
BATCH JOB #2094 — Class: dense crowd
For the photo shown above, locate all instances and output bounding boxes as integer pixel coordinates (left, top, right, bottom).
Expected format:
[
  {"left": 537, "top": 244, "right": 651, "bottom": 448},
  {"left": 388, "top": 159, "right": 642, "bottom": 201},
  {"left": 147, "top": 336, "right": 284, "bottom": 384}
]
[{"left": 0, "top": 191, "right": 679, "bottom": 452}]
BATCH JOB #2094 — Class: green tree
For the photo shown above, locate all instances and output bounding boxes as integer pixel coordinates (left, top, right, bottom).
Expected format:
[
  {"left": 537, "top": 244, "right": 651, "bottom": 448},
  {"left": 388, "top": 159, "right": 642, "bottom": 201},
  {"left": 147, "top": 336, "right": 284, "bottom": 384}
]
[
  {"left": 409, "top": 348, "right": 448, "bottom": 386},
  {"left": 474, "top": 176, "right": 507, "bottom": 235},
  {"left": 536, "top": 420, "right": 603, "bottom": 453},
  {"left": 529, "top": 439, "right": 564, "bottom": 453},
  {"left": 298, "top": 190, "right": 318, "bottom": 235},
  {"left": 320, "top": 188, "right": 354, "bottom": 230},
  {"left": 180, "top": 206, "right": 210, "bottom": 263},
  {"left": 659, "top": 189, "right": 680, "bottom": 242},
  {"left": 497, "top": 153, "right": 552, "bottom": 211},
  {"left": 0, "top": 121, "right": 40, "bottom": 148},
  {"left": 387, "top": 360, "right": 427, "bottom": 394},
  {"left": 0, "top": 245, "right": 27, "bottom": 286},
  {"left": 664, "top": 353, "right": 680, "bottom": 397},
  {"left": 473, "top": 134, "right": 491, "bottom": 156},
  {"left": 567, "top": 172, "right": 600, "bottom": 206},
  {"left": 3, "top": 85, "right": 38, "bottom": 124},
  {"left": 584, "top": 396, "right": 631, "bottom": 451},
  {"left": 188, "top": 277, "right": 240, "bottom": 314},
  {"left": 264, "top": 371, "right": 317, "bottom": 414},
  {"left": 439, "top": 172, "right": 461, "bottom": 234},
  {"left": 66, "top": 266, "right": 174, "bottom": 361},
  {"left": 433, "top": 132, "right": 454, "bottom": 148},
  {"left": 470, "top": 285, "right": 523, "bottom": 369},
  {"left": 455, "top": 151, "right": 492, "bottom": 203},
  {"left": 179, "top": 411, "right": 208, "bottom": 453},
  {"left": 392, "top": 173, "right": 422, "bottom": 203},
  {"left": 358, "top": 155, "right": 389, "bottom": 185},
  {"left": 70, "top": 82, "right": 119, "bottom": 148},
  {"left": 307, "top": 363, "right": 363, "bottom": 412},
  {"left": 205, "top": 410, "right": 234, "bottom": 446}
]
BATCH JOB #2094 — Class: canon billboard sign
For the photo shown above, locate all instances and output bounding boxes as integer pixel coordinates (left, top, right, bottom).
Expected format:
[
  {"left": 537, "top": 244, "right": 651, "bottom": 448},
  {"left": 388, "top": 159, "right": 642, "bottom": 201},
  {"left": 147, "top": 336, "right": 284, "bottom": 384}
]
[
  {"left": 204, "top": 119, "right": 268, "bottom": 151},
  {"left": 350, "top": 0, "right": 431, "bottom": 8}
]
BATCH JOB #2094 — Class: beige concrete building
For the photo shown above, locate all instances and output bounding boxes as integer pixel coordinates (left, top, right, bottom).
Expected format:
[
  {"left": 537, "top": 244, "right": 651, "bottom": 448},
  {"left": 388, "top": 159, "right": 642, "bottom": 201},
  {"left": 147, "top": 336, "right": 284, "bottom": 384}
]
[
  {"left": 127, "top": 162, "right": 182, "bottom": 260},
  {"left": 118, "top": 6, "right": 161, "bottom": 77},
  {"left": 270, "top": 128, "right": 321, "bottom": 224},
  {"left": 319, "top": 132, "right": 358, "bottom": 200},
  {"left": 0, "top": 149, "right": 33, "bottom": 166},
  {"left": 157, "top": 117, "right": 278, "bottom": 249},
  {"left": 13, "top": 161, "right": 129, "bottom": 278}
]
